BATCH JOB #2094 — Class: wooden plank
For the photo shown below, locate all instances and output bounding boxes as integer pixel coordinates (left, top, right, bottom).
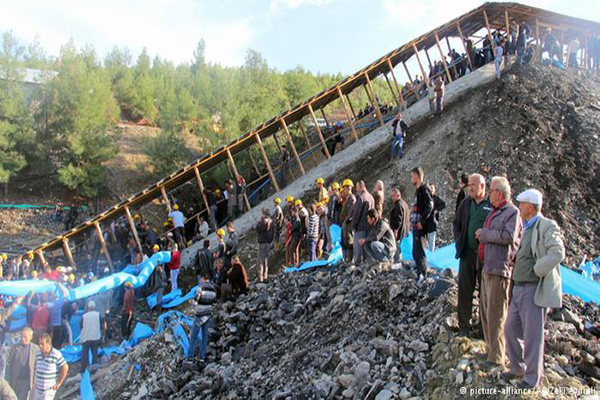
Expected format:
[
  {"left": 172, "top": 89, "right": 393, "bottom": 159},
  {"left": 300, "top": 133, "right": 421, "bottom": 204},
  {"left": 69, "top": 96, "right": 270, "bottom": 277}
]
[
  {"left": 384, "top": 73, "right": 401, "bottom": 109},
  {"left": 411, "top": 42, "right": 429, "bottom": 86},
  {"left": 344, "top": 94, "right": 358, "bottom": 121},
  {"left": 37, "top": 250, "right": 47, "bottom": 268},
  {"left": 403, "top": 61, "right": 414, "bottom": 85},
  {"left": 124, "top": 205, "right": 143, "bottom": 254},
  {"left": 320, "top": 108, "right": 331, "bottom": 129},
  {"left": 247, "top": 149, "right": 261, "bottom": 176},
  {"left": 434, "top": 32, "right": 453, "bottom": 82},
  {"left": 535, "top": 18, "right": 540, "bottom": 64},
  {"left": 194, "top": 167, "right": 216, "bottom": 231},
  {"left": 445, "top": 36, "right": 459, "bottom": 78},
  {"left": 297, "top": 122, "right": 318, "bottom": 163},
  {"left": 336, "top": 86, "right": 359, "bottom": 142},
  {"left": 94, "top": 221, "right": 114, "bottom": 271},
  {"left": 483, "top": 10, "right": 497, "bottom": 59},
  {"left": 386, "top": 58, "right": 405, "bottom": 110},
  {"left": 160, "top": 186, "right": 172, "bottom": 212},
  {"left": 226, "top": 149, "right": 251, "bottom": 211},
  {"left": 255, "top": 134, "right": 280, "bottom": 192},
  {"left": 307, "top": 103, "right": 331, "bottom": 158},
  {"left": 424, "top": 47, "right": 433, "bottom": 70},
  {"left": 62, "top": 238, "right": 76, "bottom": 268},
  {"left": 505, "top": 9, "right": 511, "bottom": 38},
  {"left": 280, "top": 118, "right": 306, "bottom": 174},
  {"left": 364, "top": 73, "right": 385, "bottom": 126},
  {"left": 456, "top": 22, "right": 475, "bottom": 71}
]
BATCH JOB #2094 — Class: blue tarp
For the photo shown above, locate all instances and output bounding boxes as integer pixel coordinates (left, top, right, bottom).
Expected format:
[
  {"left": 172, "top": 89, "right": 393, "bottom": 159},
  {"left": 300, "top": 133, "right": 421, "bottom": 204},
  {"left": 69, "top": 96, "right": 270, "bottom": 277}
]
[
  {"left": 156, "top": 311, "right": 194, "bottom": 333},
  {"left": 80, "top": 370, "right": 95, "bottom": 400},
  {"left": 146, "top": 286, "right": 198, "bottom": 309},
  {"left": 400, "top": 233, "right": 600, "bottom": 304},
  {"left": 284, "top": 224, "right": 343, "bottom": 273},
  {"left": 0, "top": 251, "right": 171, "bottom": 300}
]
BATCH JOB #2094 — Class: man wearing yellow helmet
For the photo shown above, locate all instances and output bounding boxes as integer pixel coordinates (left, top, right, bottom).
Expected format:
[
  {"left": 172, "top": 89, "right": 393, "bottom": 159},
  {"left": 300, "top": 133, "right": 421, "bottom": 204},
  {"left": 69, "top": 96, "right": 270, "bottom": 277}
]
[
  {"left": 168, "top": 204, "right": 186, "bottom": 250},
  {"left": 316, "top": 178, "right": 329, "bottom": 206},
  {"left": 273, "top": 198, "right": 284, "bottom": 247},
  {"left": 340, "top": 179, "right": 357, "bottom": 262},
  {"left": 214, "top": 229, "right": 226, "bottom": 259},
  {"left": 0, "top": 253, "right": 6, "bottom": 279}
]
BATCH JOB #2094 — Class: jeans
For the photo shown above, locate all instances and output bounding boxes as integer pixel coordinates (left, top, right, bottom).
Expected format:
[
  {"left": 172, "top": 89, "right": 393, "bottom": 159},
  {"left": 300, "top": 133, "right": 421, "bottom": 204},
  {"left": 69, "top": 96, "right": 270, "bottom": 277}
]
[
  {"left": 122, "top": 311, "right": 134, "bottom": 339},
  {"left": 188, "top": 317, "right": 210, "bottom": 360},
  {"left": 307, "top": 238, "right": 317, "bottom": 261},
  {"left": 412, "top": 232, "right": 427, "bottom": 278},
  {"left": 435, "top": 95, "right": 444, "bottom": 115},
  {"left": 516, "top": 45, "right": 525, "bottom": 65},
  {"left": 494, "top": 57, "right": 502, "bottom": 79},
  {"left": 365, "top": 241, "right": 392, "bottom": 262},
  {"left": 353, "top": 230, "right": 367, "bottom": 265},
  {"left": 390, "top": 137, "right": 403, "bottom": 159},
  {"left": 427, "top": 231, "right": 436, "bottom": 252},
  {"left": 81, "top": 340, "right": 100, "bottom": 371},
  {"left": 170, "top": 269, "right": 179, "bottom": 292},
  {"left": 209, "top": 205, "right": 218, "bottom": 231}
]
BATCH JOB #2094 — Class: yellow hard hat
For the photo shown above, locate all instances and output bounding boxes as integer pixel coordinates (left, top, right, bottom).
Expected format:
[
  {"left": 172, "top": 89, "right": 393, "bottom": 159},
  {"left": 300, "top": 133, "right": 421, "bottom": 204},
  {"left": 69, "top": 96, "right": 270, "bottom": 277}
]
[
  {"left": 68, "top": 274, "right": 75, "bottom": 283},
  {"left": 31, "top": 271, "right": 38, "bottom": 278},
  {"left": 27, "top": 252, "right": 34, "bottom": 259},
  {"left": 331, "top": 182, "right": 340, "bottom": 190},
  {"left": 56, "top": 266, "right": 67, "bottom": 273},
  {"left": 286, "top": 196, "right": 294, "bottom": 203},
  {"left": 163, "top": 222, "right": 169, "bottom": 227},
  {"left": 1, "top": 253, "right": 6, "bottom": 260},
  {"left": 153, "top": 244, "right": 160, "bottom": 251},
  {"left": 274, "top": 197, "right": 282, "bottom": 204},
  {"left": 217, "top": 228, "right": 225, "bottom": 237},
  {"left": 342, "top": 179, "right": 354, "bottom": 188},
  {"left": 125, "top": 281, "right": 133, "bottom": 288},
  {"left": 316, "top": 178, "right": 324, "bottom": 185},
  {"left": 294, "top": 199, "right": 302, "bottom": 206},
  {"left": 173, "top": 204, "right": 179, "bottom": 210}
]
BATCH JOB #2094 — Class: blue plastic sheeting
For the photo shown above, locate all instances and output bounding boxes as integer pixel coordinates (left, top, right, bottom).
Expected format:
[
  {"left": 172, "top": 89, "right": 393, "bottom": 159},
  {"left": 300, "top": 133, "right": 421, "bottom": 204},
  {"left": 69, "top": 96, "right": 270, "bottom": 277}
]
[
  {"left": 579, "top": 258, "right": 600, "bottom": 280},
  {"left": 172, "top": 323, "right": 190, "bottom": 358},
  {"left": 129, "top": 322, "right": 154, "bottom": 346},
  {"left": 80, "top": 370, "right": 96, "bottom": 400},
  {"left": 156, "top": 311, "right": 194, "bottom": 333},
  {"left": 0, "top": 252, "right": 171, "bottom": 301},
  {"left": 400, "top": 232, "right": 600, "bottom": 304},
  {"left": 7, "top": 306, "right": 28, "bottom": 332},
  {"left": 147, "top": 287, "right": 198, "bottom": 310},
  {"left": 284, "top": 224, "right": 343, "bottom": 273}
]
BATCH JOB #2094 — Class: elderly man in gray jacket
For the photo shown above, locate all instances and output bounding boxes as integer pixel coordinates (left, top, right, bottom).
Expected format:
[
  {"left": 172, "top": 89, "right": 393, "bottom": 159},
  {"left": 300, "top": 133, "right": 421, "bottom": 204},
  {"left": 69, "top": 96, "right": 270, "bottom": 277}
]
[
  {"left": 504, "top": 189, "right": 564, "bottom": 389},
  {"left": 476, "top": 176, "right": 522, "bottom": 369}
]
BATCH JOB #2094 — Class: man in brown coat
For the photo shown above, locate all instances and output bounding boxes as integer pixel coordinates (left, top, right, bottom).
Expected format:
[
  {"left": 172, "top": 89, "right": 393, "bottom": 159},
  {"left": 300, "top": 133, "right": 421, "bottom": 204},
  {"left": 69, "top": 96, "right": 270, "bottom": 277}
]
[
  {"left": 389, "top": 188, "right": 410, "bottom": 263},
  {"left": 476, "top": 176, "right": 522, "bottom": 369}
]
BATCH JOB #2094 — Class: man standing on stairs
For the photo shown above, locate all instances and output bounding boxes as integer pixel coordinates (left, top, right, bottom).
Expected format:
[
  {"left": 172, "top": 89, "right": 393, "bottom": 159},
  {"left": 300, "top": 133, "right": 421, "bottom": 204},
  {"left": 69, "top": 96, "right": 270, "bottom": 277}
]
[
  {"left": 168, "top": 243, "right": 181, "bottom": 293},
  {"left": 434, "top": 76, "right": 445, "bottom": 116},
  {"left": 256, "top": 208, "right": 275, "bottom": 282},
  {"left": 390, "top": 113, "right": 408, "bottom": 159},
  {"left": 410, "top": 167, "right": 434, "bottom": 282},
  {"left": 390, "top": 188, "right": 410, "bottom": 263},
  {"left": 453, "top": 174, "right": 491, "bottom": 337},
  {"left": 352, "top": 181, "right": 375, "bottom": 266}
]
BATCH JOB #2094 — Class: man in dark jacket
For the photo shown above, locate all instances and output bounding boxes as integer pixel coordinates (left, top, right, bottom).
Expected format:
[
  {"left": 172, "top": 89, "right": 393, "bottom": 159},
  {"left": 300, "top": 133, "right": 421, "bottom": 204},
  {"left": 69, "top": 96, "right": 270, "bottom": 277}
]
[
  {"left": 361, "top": 209, "right": 396, "bottom": 262},
  {"left": 389, "top": 188, "right": 410, "bottom": 262},
  {"left": 429, "top": 184, "right": 446, "bottom": 252},
  {"left": 352, "top": 181, "right": 375, "bottom": 266},
  {"left": 476, "top": 176, "right": 522, "bottom": 369},
  {"left": 452, "top": 174, "right": 491, "bottom": 337},
  {"left": 6, "top": 327, "right": 38, "bottom": 400},
  {"left": 390, "top": 113, "right": 409, "bottom": 159},
  {"left": 516, "top": 21, "right": 531, "bottom": 65},
  {"left": 410, "top": 167, "right": 434, "bottom": 281},
  {"left": 186, "top": 282, "right": 216, "bottom": 366},
  {"left": 256, "top": 208, "right": 275, "bottom": 282},
  {"left": 339, "top": 180, "right": 356, "bottom": 263},
  {"left": 195, "top": 240, "right": 214, "bottom": 284},
  {"left": 455, "top": 173, "right": 469, "bottom": 213}
]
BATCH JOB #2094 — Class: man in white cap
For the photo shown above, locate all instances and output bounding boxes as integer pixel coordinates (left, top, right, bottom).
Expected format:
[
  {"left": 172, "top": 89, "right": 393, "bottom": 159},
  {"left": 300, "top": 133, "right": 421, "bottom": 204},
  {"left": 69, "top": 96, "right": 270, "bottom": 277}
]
[
  {"left": 80, "top": 300, "right": 102, "bottom": 372},
  {"left": 504, "top": 189, "right": 565, "bottom": 389}
]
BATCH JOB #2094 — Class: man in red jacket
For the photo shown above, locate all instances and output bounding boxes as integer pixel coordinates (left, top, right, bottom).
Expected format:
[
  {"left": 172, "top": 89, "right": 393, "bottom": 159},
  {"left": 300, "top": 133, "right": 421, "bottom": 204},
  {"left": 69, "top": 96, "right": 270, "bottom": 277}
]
[{"left": 168, "top": 243, "right": 181, "bottom": 293}]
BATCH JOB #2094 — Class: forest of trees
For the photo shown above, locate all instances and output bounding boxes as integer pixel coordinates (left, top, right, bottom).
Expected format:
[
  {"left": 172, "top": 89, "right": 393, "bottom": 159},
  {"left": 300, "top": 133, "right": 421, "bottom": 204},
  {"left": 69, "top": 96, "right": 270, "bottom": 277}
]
[{"left": 0, "top": 32, "right": 393, "bottom": 199}]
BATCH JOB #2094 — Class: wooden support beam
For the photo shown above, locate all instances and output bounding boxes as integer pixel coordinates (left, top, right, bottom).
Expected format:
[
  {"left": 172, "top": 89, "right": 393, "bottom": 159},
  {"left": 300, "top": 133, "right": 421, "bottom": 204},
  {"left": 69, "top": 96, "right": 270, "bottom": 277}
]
[
  {"left": 504, "top": 9, "right": 511, "bottom": 38},
  {"left": 37, "top": 250, "right": 47, "bottom": 268},
  {"left": 434, "top": 33, "right": 453, "bottom": 82},
  {"left": 307, "top": 103, "right": 331, "bottom": 158},
  {"left": 363, "top": 73, "right": 385, "bottom": 126},
  {"left": 345, "top": 94, "right": 358, "bottom": 121},
  {"left": 320, "top": 108, "right": 331, "bottom": 129},
  {"left": 386, "top": 59, "right": 405, "bottom": 110},
  {"left": 255, "top": 134, "right": 280, "bottom": 192},
  {"left": 124, "top": 205, "right": 143, "bottom": 255},
  {"left": 226, "top": 149, "right": 251, "bottom": 211},
  {"left": 483, "top": 10, "right": 497, "bottom": 59},
  {"left": 297, "top": 122, "right": 318, "bottom": 163},
  {"left": 247, "top": 149, "right": 261, "bottom": 177},
  {"left": 194, "top": 166, "right": 216, "bottom": 230},
  {"left": 94, "top": 221, "right": 114, "bottom": 271},
  {"left": 411, "top": 43, "right": 429, "bottom": 86},
  {"left": 403, "top": 62, "right": 414, "bottom": 85},
  {"left": 445, "top": 36, "right": 459, "bottom": 78},
  {"left": 280, "top": 118, "right": 306, "bottom": 174},
  {"left": 535, "top": 18, "right": 540, "bottom": 64},
  {"left": 336, "top": 87, "right": 359, "bottom": 142},
  {"left": 62, "top": 238, "right": 76, "bottom": 268},
  {"left": 456, "top": 22, "right": 474, "bottom": 72},
  {"left": 384, "top": 73, "right": 401, "bottom": 110},
  {"left": 424, "top": 47, "right": 433, "bottom": 70},
  {"left": 160, "top": 186, "right": 172, "bottom": 212}
]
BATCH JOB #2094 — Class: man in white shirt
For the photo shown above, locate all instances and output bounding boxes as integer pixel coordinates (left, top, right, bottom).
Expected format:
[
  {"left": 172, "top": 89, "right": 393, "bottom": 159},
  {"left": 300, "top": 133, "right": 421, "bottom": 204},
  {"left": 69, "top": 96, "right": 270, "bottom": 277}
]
[
  {"left": 168, "top": 204, "right": 186, "bottom": 249},
  {"left": 80, "top": 301, "right": 102, "bottom": 372}
]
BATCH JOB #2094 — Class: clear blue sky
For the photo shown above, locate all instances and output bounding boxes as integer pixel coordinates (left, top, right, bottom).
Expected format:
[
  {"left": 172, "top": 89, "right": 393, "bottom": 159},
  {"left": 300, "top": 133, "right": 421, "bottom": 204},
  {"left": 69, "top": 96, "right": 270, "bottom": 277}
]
[{"left": 1, "top": 0, "right": 598, "bottom": 75}]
